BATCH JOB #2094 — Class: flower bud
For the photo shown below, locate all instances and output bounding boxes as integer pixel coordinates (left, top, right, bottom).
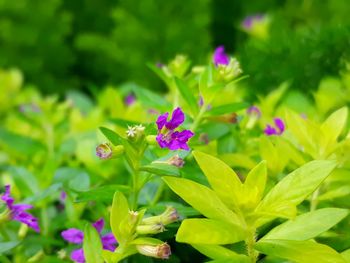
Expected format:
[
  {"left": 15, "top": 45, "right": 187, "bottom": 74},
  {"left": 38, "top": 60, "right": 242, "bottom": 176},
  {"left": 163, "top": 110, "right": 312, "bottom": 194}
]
[
  {"left": 146, "top": 135, "right": 157, "bottom": 145},
  {"left": 168, "top": 55, "right": 190, "bottom": 78},
  {"left": 167, "top": 155, "right": 185, "bottom": 168},
  {"left": 126, "top": 124, "right": 146, "bottom": 142},
  {"left": 18, "top": 223, "right": 28, "bottom": 239},
  {"left": 136, "top": 223, "right": 165, "bottom": 235},
  {"left": 216, "top": 58, "right": 242, "bottom": 83},
  {"left": 142, "top": 207, "right": 180, "bottom": 226},
  {"left": 96, "top": 143, "right": 124, "bottom": 159},
  {"left": 136, "top": 243, "right": 171, "bottom": 259}
]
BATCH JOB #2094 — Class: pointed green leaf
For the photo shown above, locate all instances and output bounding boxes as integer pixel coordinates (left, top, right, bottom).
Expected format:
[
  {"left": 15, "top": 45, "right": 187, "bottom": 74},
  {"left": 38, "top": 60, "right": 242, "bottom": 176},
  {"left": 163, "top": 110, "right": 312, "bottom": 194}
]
[
  {"left": 256, "top": 160, "right": 337, "bottom": 226},
  {"left": 0, "top": 241, "right": 20, "bottom": 253},
  {"left": 147, "top": 62, "right": 172, "bottom": 87},
  {"left": 192, "top": 151, "right": 242, "bottom": 210},
  {"left": 140, "top": 163, "right": 180, "bottom": 177},
  {"left": 176, "top": 219, "right": 245, "bottom": 245},
  {"left": 255, "top": 240, "right": 346, "bottom": 263},
  {"left": 99, "top": 127, "right": 124, "bottom": 146},
  {"left": 192, "top": 244, "right": 249, "bottom": 262},
  {"left": 244, "top": 161, "right": 267, "bottom": 202},
  {"left": 111, "top": 192, "right": 130, "bottom": 243},
  {"left": 321, "top": 107, "right": 348, "bottom": 144},
  {"left": 174, "top": 77, "right": 198, "bottom": 115},
  {"left": 342, "top": 249, "right": 350, "bottom": 263},
  {"left": 205, "top": 102, "right": 249, "bottom": 116},
  {"left": 262, "top": 208, "right": 349, "bottom": 241},
  {"left": 75, "top": 185, "right": 130, "bottom": 203},
  {"left": 163, "top": 176, "right": 241, "bottom": 226},
  {"left": 83, "top": 224, "right": 104, "bottom": 263}
]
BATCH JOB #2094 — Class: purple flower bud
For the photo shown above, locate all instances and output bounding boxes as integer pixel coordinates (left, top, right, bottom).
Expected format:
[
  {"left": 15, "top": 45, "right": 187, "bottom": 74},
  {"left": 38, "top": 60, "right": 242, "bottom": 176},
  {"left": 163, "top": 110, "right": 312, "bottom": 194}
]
[
  {"left": 167, "top": 155, "right": 185, "bottom": 168},
  {"left": 242, "top": 14, "right": 265, "bottom": 30},
  {"left": 247, "top": 106, "right": 261, "bottom": 118},
  {"left": 199, "top": 133, "right": 210, "bottom": 145},
  {"left": 124, "top": 93, "right": 136, "bottom": 106},
  {"left": 213, "top": 45, "right": 230, "bottom": 66},
  {"left": 264, "top": 118, "right": 285, "bottom": 136},
  {"left": 155, "top": 107, "right": 194, "bottom": 151},
  {"left": 136, "top": 223, "right": 165, "bottom": 235},
  {"left": 136, "top": 243, "right": 171, "bottom": 259},
  {"left": 60, "top": 191, "right": 67, "bottom": 202},
  {"left": 96, "top": 143, "right": 113, "bottom": 160}
]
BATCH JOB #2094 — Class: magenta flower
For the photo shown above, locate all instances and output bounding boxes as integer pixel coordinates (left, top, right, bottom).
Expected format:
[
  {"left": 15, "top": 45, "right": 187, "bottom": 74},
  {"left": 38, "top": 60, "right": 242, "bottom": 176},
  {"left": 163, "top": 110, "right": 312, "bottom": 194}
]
[
  {"left": 247, "top": 106, "right": 261, "bottom": 118},
  {"left": 213, "top": 46, "right": 230, "bottom": 66},
  {"left": 61, "top": 218, "right": 117, "bottom": 263},
  {"left": 156, "top": 107, "right": 194, "bottom": 151},
  {"left": 1, "top": 185, "right": 40, "bottom": 232},
  {"left": 124, "top": 93, "right": 136, "bottom": 106},
  {"left": 264, "top": 118, "right": 285, "bottom": 136}
]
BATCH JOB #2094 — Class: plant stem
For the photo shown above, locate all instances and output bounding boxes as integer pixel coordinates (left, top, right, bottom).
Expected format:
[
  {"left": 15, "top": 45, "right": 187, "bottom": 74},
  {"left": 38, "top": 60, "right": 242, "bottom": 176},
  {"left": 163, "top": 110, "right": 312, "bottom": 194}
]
[
  {"left": 190, "top": 105, "right": 207, "bottom": 132},
  {"left": 310, "top": 188, "right": 319, "bottom": 211},
  {"left": 132, "top": 170, "right": 140, "bottom": 211},
  {"left": 246, "top": 229, "right": 258, "bottom": 263}
]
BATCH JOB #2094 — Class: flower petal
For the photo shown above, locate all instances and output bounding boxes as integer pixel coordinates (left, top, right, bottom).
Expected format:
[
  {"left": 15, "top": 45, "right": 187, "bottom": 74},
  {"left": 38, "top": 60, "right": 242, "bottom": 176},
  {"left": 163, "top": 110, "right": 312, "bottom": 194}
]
[
  {"left": 274, "top": 118, "right": 285, "bottom": 134},
  {"left": 61, "top": 228, "right": 84, "bottom": 244},
  {"left": 71, "top": 248, "right": 85, "bottom": 263},
  {"left": 213, "top": 45, "right": 230, "bottom": 66},
  {"left": 264, "top": 125, "right": 277, "bottom": 136},
  {"left": 156, "top": 112, "right": 169, "bottom": 130},
  {"left": 1, "top": 185, "right": 14, "bottom": 208},
  {"left": 13, "top": 211, "right": 40, "bottom": 232},
  {"left": 165, "top": 107, "right": 185, "bottom": 130},
  {"left": 92, "top": 218, "right": 104, "bottom": 233}
]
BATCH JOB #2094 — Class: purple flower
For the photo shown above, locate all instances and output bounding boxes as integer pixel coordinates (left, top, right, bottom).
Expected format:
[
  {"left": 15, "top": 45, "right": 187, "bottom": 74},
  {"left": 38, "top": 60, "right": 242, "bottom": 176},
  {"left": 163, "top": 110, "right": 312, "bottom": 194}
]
[
  {"left": 264, "top": 118, "right": 285, "bottom": 136},
  {"left": 156, "top": 107, "right": 194, "bottom": 151},
  {"left": 242, "top": 14, "right": 265, "bottom": 30},
  {"left": 124, "top": 93, "right": 136, "bottom": 106},
  {"left": 61, "top": 218, "right": 117, "bottom": 263},
  {"left": 247, "top": 106, "right": 261, "bottom": 118},
  {"left": 213, "top": 46, "right": 230, "bottom": 66},
  {"left": 1, "top": 185, "right": 40, "bottom": 232}
]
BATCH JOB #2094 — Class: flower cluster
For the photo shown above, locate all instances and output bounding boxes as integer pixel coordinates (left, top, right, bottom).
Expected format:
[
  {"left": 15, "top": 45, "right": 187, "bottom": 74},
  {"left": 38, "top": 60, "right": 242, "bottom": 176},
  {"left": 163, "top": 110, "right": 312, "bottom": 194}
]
[
  {"left": 61, "top": 218, "right": 117, "bottom": 263},
  {"left": 156, "top": 107, "right": 194, "bottom": 151},
  {"left": 213, "top": 46, "right": 242, "bottom": 81},
  {"left": 1, "top": 185, "right": 40, "bottom": 232}
]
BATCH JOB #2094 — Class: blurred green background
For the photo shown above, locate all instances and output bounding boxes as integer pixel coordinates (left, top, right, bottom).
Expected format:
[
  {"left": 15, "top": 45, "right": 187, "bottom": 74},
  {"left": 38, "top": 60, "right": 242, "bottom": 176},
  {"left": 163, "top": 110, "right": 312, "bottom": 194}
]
[{"left": 0, "top": 0, "right": 349, "bottom": 95}]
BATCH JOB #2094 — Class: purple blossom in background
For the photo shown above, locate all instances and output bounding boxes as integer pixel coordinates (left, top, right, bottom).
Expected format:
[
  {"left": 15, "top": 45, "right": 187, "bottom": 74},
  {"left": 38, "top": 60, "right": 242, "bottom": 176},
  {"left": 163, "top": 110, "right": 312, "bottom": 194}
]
[
  {"left": 156, "top": 107, "right": 194, "bottom": 150},
  {"left": 1, "top": 185, "right": 40, "bottom": 232},
  {"left": 61, "top": 218, "right": 117, "bottom": 263},
  {"left": 213, "top": 46, "right": 230, "bottom": 66},
  {"left": 156, "top": 62, "right": 164, "bottom": 68},
  {"left": 124, "top": 93, "right": 136, "bottom": 106},
  {"left": 247, "top": 106, "right": 261, "bottom": 118},
  {"left": 264, "top": 118, "right": 285, "bottom": 136},
  {"left": 242, "top": 14, "right": 265, "bottom": 30}
]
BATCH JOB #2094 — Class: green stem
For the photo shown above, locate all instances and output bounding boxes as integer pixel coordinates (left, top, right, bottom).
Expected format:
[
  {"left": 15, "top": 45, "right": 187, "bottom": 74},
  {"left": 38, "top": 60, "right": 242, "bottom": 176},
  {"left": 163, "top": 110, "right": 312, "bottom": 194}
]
[
  {"left": 132, "top": 170, "right": 140, "bottom": 210},
  {"left": 190, "top": 105, "right": 207, "bottom": 132},
  {"left": 246, "top": 229, "right": 258, "bottom": 263}
]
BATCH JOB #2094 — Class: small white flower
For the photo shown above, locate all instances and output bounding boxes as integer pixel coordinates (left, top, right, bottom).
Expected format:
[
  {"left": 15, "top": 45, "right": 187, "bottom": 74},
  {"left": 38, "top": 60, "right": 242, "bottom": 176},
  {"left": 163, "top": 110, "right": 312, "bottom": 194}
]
[{"left": 126, "top": 126, "right": 136, "bottom": 137}]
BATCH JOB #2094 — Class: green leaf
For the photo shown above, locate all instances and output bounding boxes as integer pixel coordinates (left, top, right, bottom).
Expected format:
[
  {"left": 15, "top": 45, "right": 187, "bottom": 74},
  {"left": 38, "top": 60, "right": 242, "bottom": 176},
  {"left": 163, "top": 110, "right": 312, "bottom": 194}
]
[
  {"left": 0, "top": 241, "right": 20, "bottom": 253},
  {"left": 192, "top": 151, "right": 242, "bottom": 211},
  {"left": 147, "top": 62, "right": 172, "bottom": 87},
  {"left": 8, "top": 166, "right": 39, "bottom": 195},
  {"left": 255, "top": 239, "right": 346, "bottom": 263},
  {"left": 131, "top": 237, "right": 163, "bottom": 245},
  {"left": 0, "top": 127, "right": 46, "bottom": 156},
  {"left": 75, "top": 185, "right": 130, "bottom": 203},
  {"left": 99, "top": 127, "right": 124, "bottom": 146},
  {"left": 321, "top": 107, "right": 348, "bottom": 142},
  {"left": 140, "top": 163, "right": 180, "bottom": 177},
  {"left": 174, "top": 77, "right": 198, "bottom": 115},
  {"left": 133, "top": 85, "right": 169, "bottom": 110},
  {"left": 192, "top": 244, "right": 249, "bottom": 262},
  {"left": 262, "top": 208, "right": 349, "bottom": 241},
  {"left": 244, "top": 161, "right": 267, "bottom": 203},
  {"left": 176, "top": 219, "right": 245, "bottom": 245},
  {"left": 163, "top": 176, "right": 241, "bottom": 226},
  {"left": 205, "top": 102, "right": 249, "bottom": 116},
  {"left": 111, "top": 192, "right": 130, "bottom": 243},
  {"left": 342, "top": 249, "right": 350, "bottom": 263},
  {"left": 83, "top": 224, "right": 104, "bottom": 263},
  {"left": 255, "top": 160, "right": 337, "bottom": 226}
]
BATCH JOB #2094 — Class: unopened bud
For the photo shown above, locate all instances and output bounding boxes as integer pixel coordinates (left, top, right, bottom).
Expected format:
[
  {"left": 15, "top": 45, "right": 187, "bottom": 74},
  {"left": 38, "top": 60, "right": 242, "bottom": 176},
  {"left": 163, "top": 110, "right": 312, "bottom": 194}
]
[
  {"left": 136, "top": 223, "right": 165, "bottom": 235},
  {"left": 146, "top": 135, "right": 157, "bottom": 145},
  {"left": 96, "top": 143, "right": 124, "bottom": 159},
  {"left": 142, "top": 207, "right": 180, "bottom": 226},
  {"left": 18, "top": 223, "right": 28, "bottom": 239},
  {"left": 167, "top": 155, "right": 185, "bottom": 168},
  {"left": 216, "top": 58, "right": 242, "bottom": 83},
  {"left": 126, "top": 124, "right": 145, "bottom": 142},
  {"left": 136, "top": 243, "right": 171, "bottom": 259}
]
